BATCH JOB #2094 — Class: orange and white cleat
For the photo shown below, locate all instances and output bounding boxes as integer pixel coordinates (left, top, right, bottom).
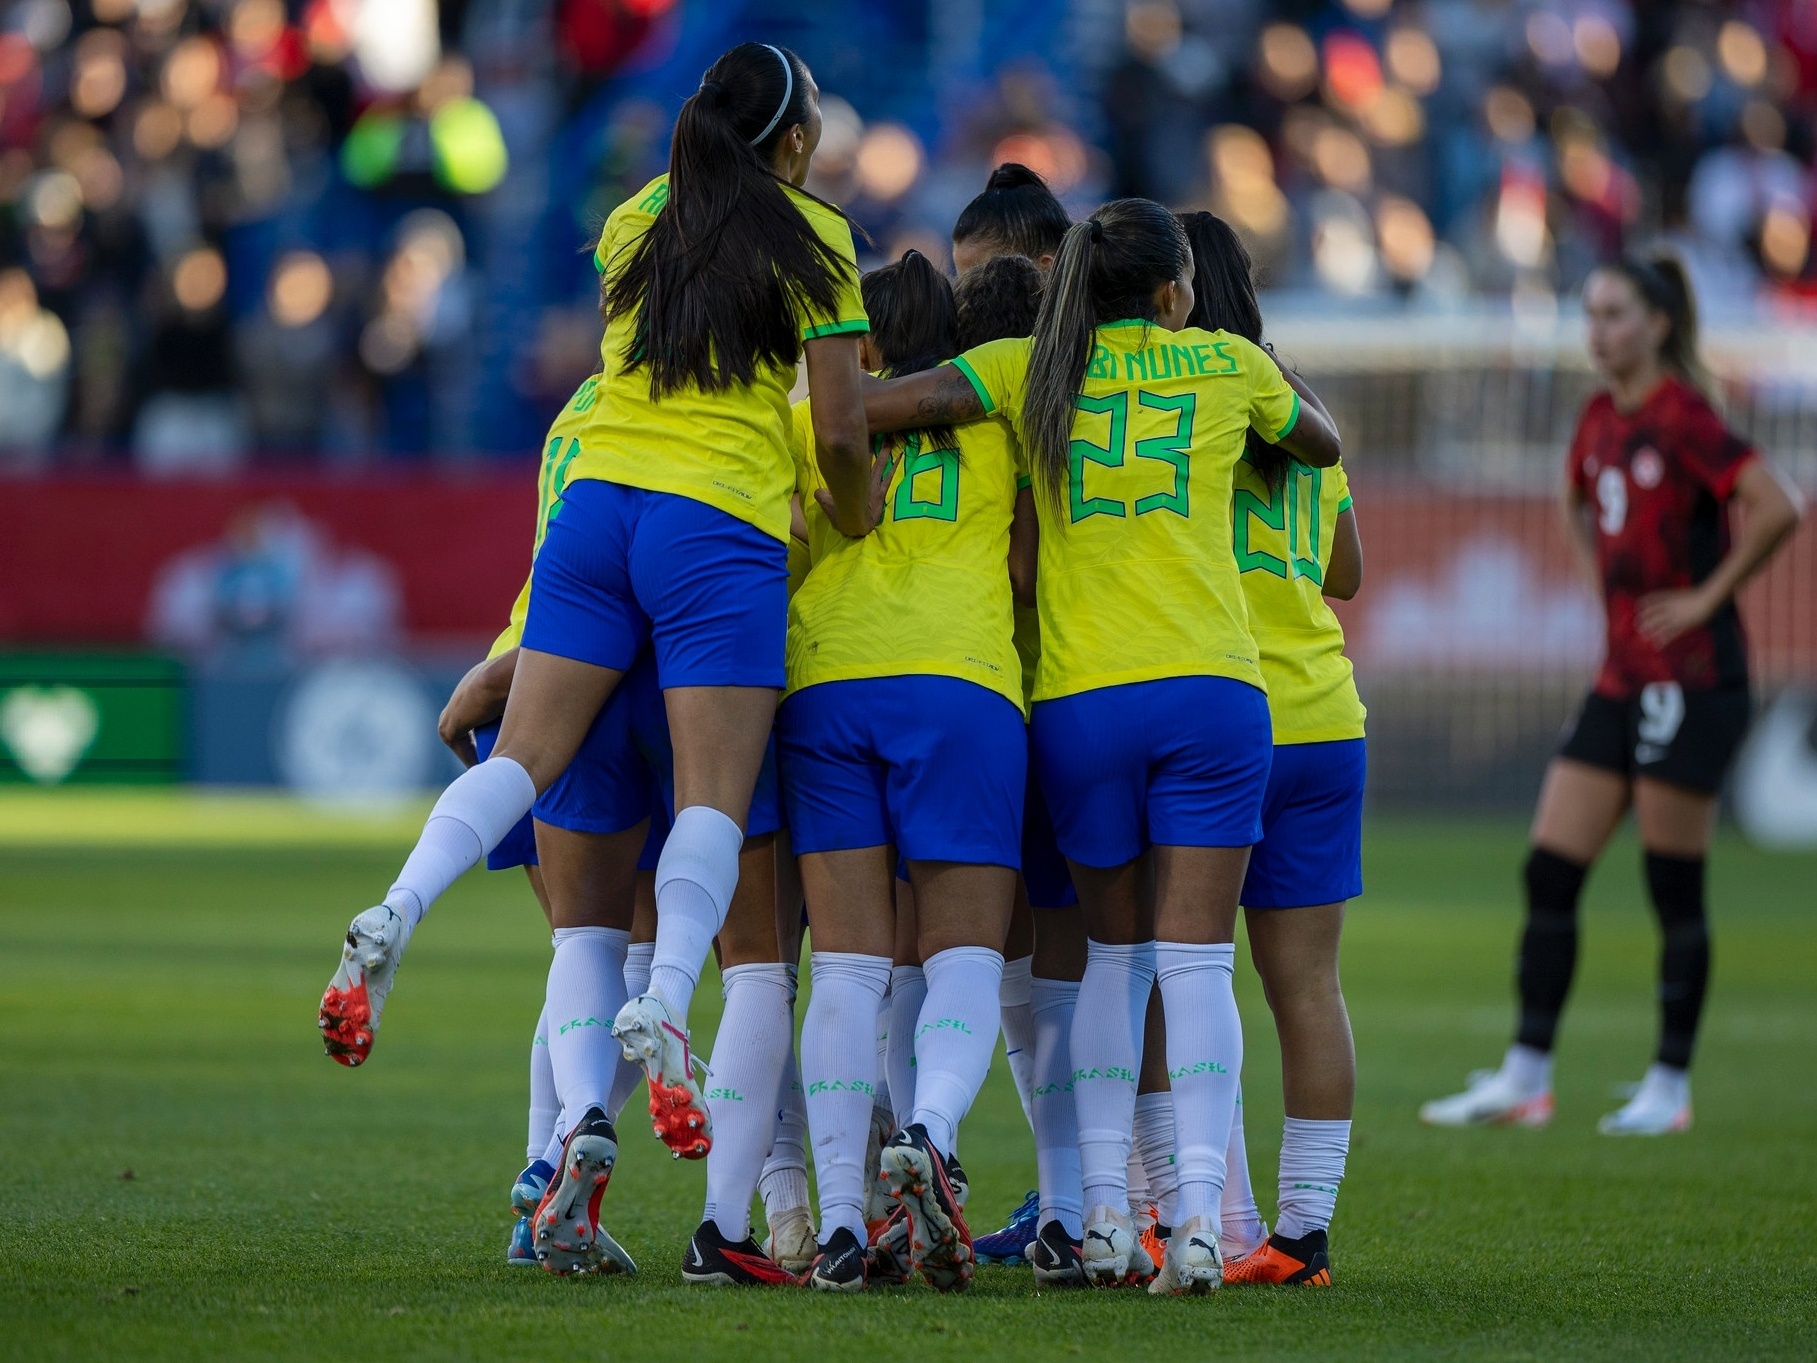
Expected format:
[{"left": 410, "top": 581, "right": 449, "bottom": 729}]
[
  {"left": 318, "top": 905, "right": 408, "bottom": 1067},
  {"left": 1419, "top": 1068, "right": 1553, "bottom": 1128},
  {"left": 1598, "top": 1065, "right": 1692, "bottom": 1136},
  {"left": 611, "top": 993, "right": 712, "bottom": 1159},
  {"left": 530, "top": 1106, "right": 635, "bottom": 1276},
  {"left": 879, "top": 1123, "right": 974, "bottom": 1293},
  {"left": 1223, "top": 1229, "right": 1332, "bottom": 1286},
  {"left": 1136, "top": 1201, "right": 1168, "bottom": 1273}
]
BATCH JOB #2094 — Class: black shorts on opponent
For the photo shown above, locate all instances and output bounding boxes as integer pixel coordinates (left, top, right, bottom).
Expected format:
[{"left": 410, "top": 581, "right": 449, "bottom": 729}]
[{"left": 1558, "top": 683, "right": 1751, "bottom": 795}]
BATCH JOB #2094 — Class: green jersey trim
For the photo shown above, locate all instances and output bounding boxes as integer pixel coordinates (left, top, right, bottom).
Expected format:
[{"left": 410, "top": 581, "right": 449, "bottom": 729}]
[
  {"left": 949, "top": 355, "right": 994, "bottom": 414},
  {"left": 1275, "top": 391, "right": 1302, "bottom": 442},
  {"left": 801, "top": 318, "right": 871, "bottom": 341}
]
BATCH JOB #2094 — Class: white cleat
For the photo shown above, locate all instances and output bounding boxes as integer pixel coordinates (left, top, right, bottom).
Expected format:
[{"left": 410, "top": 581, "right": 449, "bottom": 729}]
[
  {"left": 1598, "top": 1066, "right": 1692, "bottom": 1136},
  {"left": 763, "top": 1203, "right": 818, "bottom": 1276},
  {"left": 1149, "top": 1216, "right": 1222, "bottom": 1296},
  {"left": 862, "top": 1103, "right": 896, "bottom": 1232},
  {"left": 611, "top": 994, "right": 713, "bottom": 1159},
  {"left": 318, "top": 905, "right": 408, "bottom": 1067},
  {"left": 1420, "top": 1068, "right": 1554, "bottom": 1128},
  {"left": 1081, "top": 1206, "right": 1154, "bottom": 1287}
]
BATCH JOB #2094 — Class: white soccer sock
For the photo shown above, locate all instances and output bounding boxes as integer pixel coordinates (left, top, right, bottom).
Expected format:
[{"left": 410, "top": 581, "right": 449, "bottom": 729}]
[
  {"left": 546, "top": 925, "right": 631, "bottom": 1139},
  {"left": 384, "top": 757, "right": 536, "bottom": 932},
  {"left": 526, "top": 1003, "right": 557, "bottom": 1165},
  {"left": 801, "top": 951, "right": 891, "bottom": 1243},
  {"left": 760, "top": 1034, "right": 810, "bottom": 1221},
  {"left": 1073, "top": 939, "right": 1155, "bottom": 1213},
  {"left": 607, "top": 942, "right": 655, "bottom": 1120},
  {"left": 886, "top": 964, "right": 926, "bottom": 1129},
  {"left": 1156, "top": 941, "right": 1242, "bottom": 1226},
  {"left": 1133, "top": 1091, "right": 1180, "bottom": 1228},
  {"left": 1126, "top": 1146, "right": 1151, "bottom": 1208},
  {"left": 646, "top": 807, "right": 744, "bottom": 1022},
  {"left": 872, "top": 985, "right": 893, "bottom": 1123},
  {"left": 999, "top": 953, "right": 1037, "bottom": 1128},
  {"left": 1274, "top": 1117, "right": 1351, "bottom": 1240},
  {"left": 1220, "top": 1087, "right": 1267, "bottom": 1256},
  {"left": 702, "top": 962, "right": 794, "bottom": 1243},
  {"left": 1502, "top": 1043, "right": 1554, "bottom": 1096},
  {"left": 909, "top": 946, "right": 1004, "bottom": 1155},
  {"left": 1029, "top": 975, "right": 1083, "bottom": 1238}
]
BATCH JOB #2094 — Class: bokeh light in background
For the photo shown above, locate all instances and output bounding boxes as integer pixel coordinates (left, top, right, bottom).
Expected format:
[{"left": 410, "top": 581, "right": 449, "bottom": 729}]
[{"left": 2, "top": 0, "right": 1817, "bottom": 468}]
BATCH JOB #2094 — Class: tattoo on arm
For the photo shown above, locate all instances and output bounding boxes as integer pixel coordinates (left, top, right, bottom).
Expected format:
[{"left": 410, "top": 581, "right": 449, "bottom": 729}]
[{"left": 913, "top": 368, "right": 984, "bottom": 424}]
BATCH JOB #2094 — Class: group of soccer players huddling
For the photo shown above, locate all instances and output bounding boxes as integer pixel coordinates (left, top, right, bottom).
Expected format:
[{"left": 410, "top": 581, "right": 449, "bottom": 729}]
[{"left": 311, "top": 38, "right": 1802, "bottom": 1298}]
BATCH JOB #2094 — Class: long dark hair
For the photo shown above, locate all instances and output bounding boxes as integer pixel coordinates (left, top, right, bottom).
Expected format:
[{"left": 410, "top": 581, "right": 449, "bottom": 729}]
[
  {"left": 1599, "top": 253, "right": 1711, "bottom": 395},
  {"left": 1023, "top": 198, "right": 1189, "bottom": 513},
  {"left": 954, "top": 253, "right": 1042, "bottom": 349},
  {"left": 603, "top": 43, "right": 850, "bottom": 398},
  {"left": 862, "top": 248, "right": 959, "bottom": 453},
  {"left": 952, "top": 163, "right": 1071, "bottom": 263},
  {"left": 1179, "top": 210, "right": 1290, "bottom": 493}
]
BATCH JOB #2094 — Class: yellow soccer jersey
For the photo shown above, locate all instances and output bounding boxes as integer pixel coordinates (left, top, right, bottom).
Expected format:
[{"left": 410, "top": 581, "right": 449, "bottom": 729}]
[
  {"left": 566, "top": 174, "right": 869, "bottom": 544},
  {"left": 952, "top": 322, "right": 1300, "bottom": 701},
  {"left": 1233, "top": 456, "right": 1366, "bottom": 744},
  {"left": 487, "top": 374, "right": 602, "bottom": 659},
  {"left": 787, "top": 397, "right": 1025, "bottom": 712}
]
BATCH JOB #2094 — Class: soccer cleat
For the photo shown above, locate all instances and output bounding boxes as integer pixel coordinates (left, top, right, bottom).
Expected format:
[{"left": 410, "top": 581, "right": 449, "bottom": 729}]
[
  {"left": 1028, "top": 1219, "right": 1084, "bottom": 1287},
  {"left": 530, "top": 1107, "right": 635, "bottom": 1276},
  {"left": 867, "top": 1205, "right": 913, "bottom": 1285},
  {"left": 506, "top": 1215, "right": 538, "bottom": 1267},
  {"left": 1223, "top": 1228, "right": 1332, "bottom": 1286},
  {"left": 862, "top": 1104, "right": 896, "bottom": 1234},
  {"left": 611, "top": 993, "right": 712, "bottom": 1159},
  {"left": 879, "top": 1123, "right": 974, "bottom": 1293},
  {"left": 803, "top": 1226, "right": 868, "bottom": 1292},
  {"left": 763, "top": 1203, "right": 818, "bottom": 1276},
  {"left": 680, "top": 1220, "right": 796, "bottom": 1287},
  {"left": 1136, "top": 1201, "right": 1168, "bottom": 1271},
  {"left": 1598, "top": 1067, "right": 1692, "bottom": 1136},
  {"left": 1419, "top": 1068, "right": 1554, "bottom": 1128},
  {"left": 946, "top": 1152, "right": 971, "bottom": 1208},
  {"left": 318, "top": 905, "right": 408, "bottom": 1067},
  {"left": 974, "top": 1189, "right": 1039, "bottom": 1264},
  {"left": 1148, "top": 1216, "right": 1221, "bottom": 1295},
  {"left": 1081, "top": 1206, "right": 1155, "bottom": 1287},
  {"left": 510, "top": 1159, "right": 555, "bottom": 1219}
]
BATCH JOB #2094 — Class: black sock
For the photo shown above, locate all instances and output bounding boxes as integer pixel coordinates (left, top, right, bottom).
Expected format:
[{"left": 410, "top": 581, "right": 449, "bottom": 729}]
[
  {"left": 1644, "top": 852, "right": 1710, "bottom": 1070},
  {"left": 1515, "top": 848, "right": 1589, "bottom": 1052}
]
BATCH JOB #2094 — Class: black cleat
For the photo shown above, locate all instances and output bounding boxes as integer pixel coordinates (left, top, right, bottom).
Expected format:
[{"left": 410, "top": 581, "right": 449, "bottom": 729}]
[
  {"left": 804, "top": 1226, "right": 868, "bottom": 1292},
  {"left": 1029, "top": 1218, "right": 1084, "bottom": 1287},
  {"left": 680, "top": 1219, "right": 797, "bottom": 1286}
]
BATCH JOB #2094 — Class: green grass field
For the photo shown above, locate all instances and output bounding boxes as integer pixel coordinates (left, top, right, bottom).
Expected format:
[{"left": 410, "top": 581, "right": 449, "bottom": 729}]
[{"left": 2, "top": 795, "right": 1813, "bottom": 1361}]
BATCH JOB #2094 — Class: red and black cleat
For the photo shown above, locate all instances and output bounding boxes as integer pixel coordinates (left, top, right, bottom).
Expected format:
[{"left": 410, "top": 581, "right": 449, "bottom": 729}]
[{"left": 680, "top": 1220, "right": 797, "bottom": 1286}]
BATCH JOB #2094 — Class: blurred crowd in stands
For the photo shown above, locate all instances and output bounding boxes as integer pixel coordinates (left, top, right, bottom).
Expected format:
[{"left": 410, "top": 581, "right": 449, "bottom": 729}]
[{"left": 3, "top": 0, "right": 1816, "bottom": 466}]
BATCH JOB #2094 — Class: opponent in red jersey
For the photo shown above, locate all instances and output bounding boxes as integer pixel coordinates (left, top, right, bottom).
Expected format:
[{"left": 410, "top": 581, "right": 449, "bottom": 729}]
[{"left": 1423, "top": 255, "right": 1804, "bottom": 1137}]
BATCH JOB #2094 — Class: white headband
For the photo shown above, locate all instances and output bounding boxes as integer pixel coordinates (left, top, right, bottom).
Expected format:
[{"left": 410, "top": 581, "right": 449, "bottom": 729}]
[{"left": 749, "top": 44, "right": 794, "bottom": 146}]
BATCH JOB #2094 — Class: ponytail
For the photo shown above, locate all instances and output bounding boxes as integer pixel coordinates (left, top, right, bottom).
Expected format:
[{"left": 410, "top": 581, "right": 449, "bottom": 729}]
[
  {"left": 605, "top": 42, "right": 850, "bottom": 398},
  {"left": 1023, "top": 199, "right": 1189, "bottom": 514},
  {"left": 1178, "top": 209, "right": 1291, "bottom": 494},
  {"left": 1605, "top": 253, "right": 1712, "bottom": 396},
  {"left": 952, "top": 162, "right": 1071, "bottom": 264},
  {"left": 861, "top": 248, "right": 959, "bottom": 453}
]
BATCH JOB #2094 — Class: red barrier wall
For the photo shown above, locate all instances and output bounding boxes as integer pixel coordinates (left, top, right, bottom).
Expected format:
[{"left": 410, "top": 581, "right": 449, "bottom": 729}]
[{"left": 0, "top": 472, "right": 536, "bottom": 644}]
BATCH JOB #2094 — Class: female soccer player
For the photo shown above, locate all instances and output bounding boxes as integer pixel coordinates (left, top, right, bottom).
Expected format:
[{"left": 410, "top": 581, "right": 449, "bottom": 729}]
[
  {"left": 1422, "top": 256, "right": 1803, "bottom": 1136},
  {"left": 951, "top": 162, "right": 1071, "bottom": 274},
  {"left": 1176, "top": 211, "right": 1363, "bottom": 1287},
  {"left": 861, "top": 199, "right": 1342, "bottom": 1294},
  {"left": 784, "top": 250, "right": 1034, "bottom": 1292},
  {"left": 316, "top": 34, "right": 873, "bottom": 1224}
]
